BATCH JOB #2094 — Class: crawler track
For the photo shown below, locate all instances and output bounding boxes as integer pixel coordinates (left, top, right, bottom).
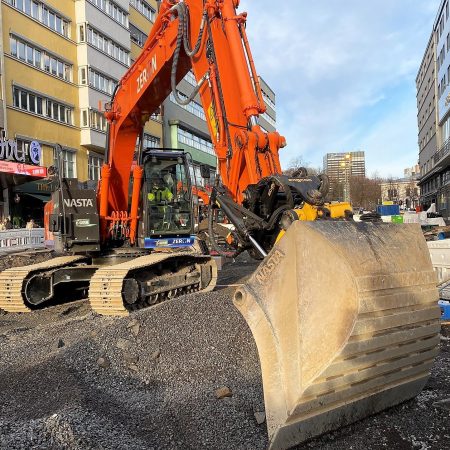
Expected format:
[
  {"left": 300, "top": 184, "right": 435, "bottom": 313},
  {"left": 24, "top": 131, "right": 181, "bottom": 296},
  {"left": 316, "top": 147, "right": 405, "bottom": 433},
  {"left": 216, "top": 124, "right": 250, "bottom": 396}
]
[
  {"left": 0, "top": 256, "right": 86, "bottom": 313},
  {"left": 89, "top": 252, "right": 217, "bottom": 316},
  {"left": 0, "top": 251, "right": 217, "bottom": 316}
]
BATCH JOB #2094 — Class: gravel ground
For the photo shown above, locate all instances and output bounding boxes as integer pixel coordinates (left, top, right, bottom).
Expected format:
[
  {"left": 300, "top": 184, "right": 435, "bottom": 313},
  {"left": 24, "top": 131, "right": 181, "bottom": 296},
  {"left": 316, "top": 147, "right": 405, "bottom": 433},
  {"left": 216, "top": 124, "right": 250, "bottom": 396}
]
[{"left": 0, "top": 258, "right": 449, "bottom": 450}]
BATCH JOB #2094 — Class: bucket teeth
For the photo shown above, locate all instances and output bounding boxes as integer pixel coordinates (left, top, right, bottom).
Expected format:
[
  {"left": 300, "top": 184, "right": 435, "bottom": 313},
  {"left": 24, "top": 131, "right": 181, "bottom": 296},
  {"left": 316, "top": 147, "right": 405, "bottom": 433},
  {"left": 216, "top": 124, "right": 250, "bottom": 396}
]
[{"left": 234, "top": 221, "right": 440, "bottom": 450}]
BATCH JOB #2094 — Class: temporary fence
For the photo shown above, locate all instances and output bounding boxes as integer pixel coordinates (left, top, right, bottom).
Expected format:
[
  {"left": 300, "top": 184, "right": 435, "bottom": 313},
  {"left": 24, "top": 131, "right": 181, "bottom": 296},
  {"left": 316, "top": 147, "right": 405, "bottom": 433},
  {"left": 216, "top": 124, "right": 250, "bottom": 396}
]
[{"left": 0, "top": 228, "right": 45, "bottom": 251}]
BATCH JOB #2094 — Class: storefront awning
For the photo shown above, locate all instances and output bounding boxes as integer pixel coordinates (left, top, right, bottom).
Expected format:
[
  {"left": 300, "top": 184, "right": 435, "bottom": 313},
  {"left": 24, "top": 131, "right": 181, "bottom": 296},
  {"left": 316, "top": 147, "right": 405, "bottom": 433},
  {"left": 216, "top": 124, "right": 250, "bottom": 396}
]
[
  {"left": 22, "top": 192, "right": 50, "bottom": 202},
  {"left": 13, "top": 179, "right": 55, "bottom": 195},
  {"left": 0, "top": 161, "right": 47, "bottom": 177}
]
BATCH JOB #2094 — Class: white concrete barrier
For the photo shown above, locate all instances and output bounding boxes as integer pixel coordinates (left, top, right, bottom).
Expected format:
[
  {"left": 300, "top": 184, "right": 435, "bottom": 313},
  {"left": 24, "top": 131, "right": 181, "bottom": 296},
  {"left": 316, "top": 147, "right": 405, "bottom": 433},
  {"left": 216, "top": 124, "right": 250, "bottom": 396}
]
[
  {"left": 427, "top": 239, "right": 450, "bottom": 283},
  {"left": 0, "top": 228, "right": 45, "bottom": 251}
]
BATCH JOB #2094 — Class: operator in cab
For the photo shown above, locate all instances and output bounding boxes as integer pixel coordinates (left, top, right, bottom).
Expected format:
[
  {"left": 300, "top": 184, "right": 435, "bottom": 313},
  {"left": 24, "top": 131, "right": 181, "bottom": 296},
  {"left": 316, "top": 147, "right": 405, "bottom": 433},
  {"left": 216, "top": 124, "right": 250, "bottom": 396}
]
[{"left": 148, "top": 176, "right": 173, "bottom": 203}]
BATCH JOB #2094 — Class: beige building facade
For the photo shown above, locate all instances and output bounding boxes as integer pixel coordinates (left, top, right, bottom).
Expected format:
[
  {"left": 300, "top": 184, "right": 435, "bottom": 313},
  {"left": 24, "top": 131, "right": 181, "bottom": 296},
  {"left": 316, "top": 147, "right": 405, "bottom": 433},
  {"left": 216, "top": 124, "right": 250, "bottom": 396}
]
[
  {"left": 380, "top": 179, "right": 420, "bottom": 210},
  {"left": 0, "top": 0, "right": 161, "bottom": 223}
]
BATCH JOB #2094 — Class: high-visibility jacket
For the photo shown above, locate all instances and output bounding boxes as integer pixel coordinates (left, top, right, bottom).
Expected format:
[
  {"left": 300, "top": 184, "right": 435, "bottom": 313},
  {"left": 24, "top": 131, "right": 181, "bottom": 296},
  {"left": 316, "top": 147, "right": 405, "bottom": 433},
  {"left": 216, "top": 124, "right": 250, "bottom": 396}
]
[{"left": 148, "top": 188, "right": 173, "bottom": 202}]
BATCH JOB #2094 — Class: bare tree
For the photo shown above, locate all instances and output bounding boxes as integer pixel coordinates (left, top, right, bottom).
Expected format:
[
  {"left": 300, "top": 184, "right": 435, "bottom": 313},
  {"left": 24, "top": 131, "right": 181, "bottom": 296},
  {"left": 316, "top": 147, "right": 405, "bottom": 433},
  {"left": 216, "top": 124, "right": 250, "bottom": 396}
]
[
  {"left": 348, "top": 176, "right": 381, "bottom": 211},
  {"left": 384, "top": 176, "right": 399, "bottom": 202},
  {"left": 327, "top": 180, "right": 344, "bottom": 202},
  {"left": 283, "top": 156, "right": 322, "bottom": 177}
]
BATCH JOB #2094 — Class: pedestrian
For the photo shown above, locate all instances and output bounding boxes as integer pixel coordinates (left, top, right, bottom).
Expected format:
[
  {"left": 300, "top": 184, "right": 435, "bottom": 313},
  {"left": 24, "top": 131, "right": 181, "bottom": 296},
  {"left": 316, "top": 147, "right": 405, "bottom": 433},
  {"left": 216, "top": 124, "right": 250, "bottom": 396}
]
[
  {"left": 5, "top": 217, "right": 12, "bottom": 230},
  {"left": 26, "top": 219, "right": 35, "bottom": 230}
]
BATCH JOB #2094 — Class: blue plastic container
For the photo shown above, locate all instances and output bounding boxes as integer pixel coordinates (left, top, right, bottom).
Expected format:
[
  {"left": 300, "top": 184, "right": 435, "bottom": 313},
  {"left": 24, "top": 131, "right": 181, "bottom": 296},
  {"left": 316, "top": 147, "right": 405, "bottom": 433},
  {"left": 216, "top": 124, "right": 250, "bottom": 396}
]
[
  {"left": 376, "top": 205, "right": 400, "bottom": 216},
  {"left": 439, "top": 300, "right": 450, "bottom": 320}
]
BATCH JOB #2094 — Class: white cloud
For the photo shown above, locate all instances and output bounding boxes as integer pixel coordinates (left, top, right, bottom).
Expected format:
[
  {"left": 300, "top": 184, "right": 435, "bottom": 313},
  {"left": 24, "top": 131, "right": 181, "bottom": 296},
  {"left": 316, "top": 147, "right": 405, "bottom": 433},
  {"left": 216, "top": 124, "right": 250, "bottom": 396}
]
[{"left": 238, "top": 0, "right": 440, "bottom": 177}]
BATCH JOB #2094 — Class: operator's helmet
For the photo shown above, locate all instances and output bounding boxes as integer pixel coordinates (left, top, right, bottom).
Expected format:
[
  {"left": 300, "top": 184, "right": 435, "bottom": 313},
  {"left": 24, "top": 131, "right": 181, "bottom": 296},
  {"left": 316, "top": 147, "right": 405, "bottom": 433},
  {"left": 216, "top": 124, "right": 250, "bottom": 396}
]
[{"left": 152, "top": 177, "right": 164, "bottom": 189}]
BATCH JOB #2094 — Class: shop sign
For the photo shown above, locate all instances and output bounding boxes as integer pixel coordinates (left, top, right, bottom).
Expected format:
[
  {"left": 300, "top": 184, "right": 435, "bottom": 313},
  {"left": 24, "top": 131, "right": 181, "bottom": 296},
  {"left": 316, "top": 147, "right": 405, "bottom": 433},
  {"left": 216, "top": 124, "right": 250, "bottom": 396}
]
[
  {"left": 0, "top": 160, "right": 47, "bottom": 177},
  {"left": 0, "top": 139, "right": 42, "bottom": 165}
]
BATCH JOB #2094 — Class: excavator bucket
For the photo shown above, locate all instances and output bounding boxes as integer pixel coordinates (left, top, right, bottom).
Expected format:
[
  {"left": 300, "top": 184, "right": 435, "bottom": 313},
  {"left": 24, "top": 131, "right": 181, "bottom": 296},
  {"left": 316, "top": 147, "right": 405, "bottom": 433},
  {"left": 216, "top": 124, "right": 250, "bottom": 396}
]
[{"left": 234, "top": 221, "right": 440, "bottom": 450}]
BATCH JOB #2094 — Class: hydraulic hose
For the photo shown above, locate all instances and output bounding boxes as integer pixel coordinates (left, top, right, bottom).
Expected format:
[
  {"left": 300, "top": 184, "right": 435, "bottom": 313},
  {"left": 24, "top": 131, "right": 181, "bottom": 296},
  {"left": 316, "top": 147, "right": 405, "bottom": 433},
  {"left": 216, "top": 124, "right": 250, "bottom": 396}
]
[
  {"left": 207, "top": 199, "right": 243, "bottom": 258},
  {"left": 171, "top": 3, "right": 207, "bottom": 106},
  {"left": 182, "top": 4, "right": 207, "bottom": 57}
]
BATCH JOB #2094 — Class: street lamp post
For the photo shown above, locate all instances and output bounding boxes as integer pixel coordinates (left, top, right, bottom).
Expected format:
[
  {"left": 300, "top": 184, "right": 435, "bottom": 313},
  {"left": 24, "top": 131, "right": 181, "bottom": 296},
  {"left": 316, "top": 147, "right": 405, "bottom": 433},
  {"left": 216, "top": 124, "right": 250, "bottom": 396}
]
[
  {"left": 339, "top": 161, "right": 346, "bottom": 202},
  {"left": 340, "top": 154, "right": 351, "bottom": 203}
]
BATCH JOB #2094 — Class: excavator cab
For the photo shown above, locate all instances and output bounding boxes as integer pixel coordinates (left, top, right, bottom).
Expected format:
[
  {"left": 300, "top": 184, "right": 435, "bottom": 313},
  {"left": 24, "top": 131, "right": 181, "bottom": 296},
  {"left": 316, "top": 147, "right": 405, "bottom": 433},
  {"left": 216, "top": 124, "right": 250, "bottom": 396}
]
[{"left": 140, "top": 149, "right": 195, "bottom": 248}]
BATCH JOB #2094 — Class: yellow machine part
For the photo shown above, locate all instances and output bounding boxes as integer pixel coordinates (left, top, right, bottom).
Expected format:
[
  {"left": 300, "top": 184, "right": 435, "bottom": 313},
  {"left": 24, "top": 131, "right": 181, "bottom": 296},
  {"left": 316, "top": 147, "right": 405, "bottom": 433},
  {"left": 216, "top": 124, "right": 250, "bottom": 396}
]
[
  {"left": 234, "top": 220, "right": 440, "bottom": 449},
  {"left": 275, "top": 201, "right": 353, "bottom": 243}
]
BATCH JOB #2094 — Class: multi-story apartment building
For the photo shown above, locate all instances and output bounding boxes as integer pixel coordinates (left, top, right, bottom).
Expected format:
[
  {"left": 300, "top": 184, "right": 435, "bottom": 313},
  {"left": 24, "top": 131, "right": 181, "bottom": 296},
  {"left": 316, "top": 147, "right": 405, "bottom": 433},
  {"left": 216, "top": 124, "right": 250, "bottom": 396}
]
[
  {"left": 323, "top": 151, "right": 365, "bottom": 181},
  {"left": 323, "top": 151, "right": 365, "bottom": 202},
  {"left": 417, "top": 0, "right": 450, "bottom": 218},
  {"left": 259, "top": 77, "right": 276, "bottom": 134},
  {"left": 417, "top": 32, "right": 437, "bottom": 211},
  {"left": 1, "top": 0, "right": 79, "bottom": 222}
]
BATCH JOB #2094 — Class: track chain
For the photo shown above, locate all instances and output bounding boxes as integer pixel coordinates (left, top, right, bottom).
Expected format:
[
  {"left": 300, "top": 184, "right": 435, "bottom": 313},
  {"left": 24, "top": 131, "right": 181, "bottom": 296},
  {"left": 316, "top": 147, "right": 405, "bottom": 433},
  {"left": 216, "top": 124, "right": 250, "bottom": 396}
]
[
  {"left": 89, "top": 252, "right": 217, "bottom": 316},
  {"left": 0, "top": 255, "right": 85, "bottom": 313}
]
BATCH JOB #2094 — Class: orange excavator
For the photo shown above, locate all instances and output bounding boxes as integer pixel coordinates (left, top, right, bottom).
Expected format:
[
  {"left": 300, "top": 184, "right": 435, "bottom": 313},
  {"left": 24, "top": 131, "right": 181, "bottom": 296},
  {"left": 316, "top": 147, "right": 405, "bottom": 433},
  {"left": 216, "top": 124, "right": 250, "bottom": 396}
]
[
  {"left": 0, "top": 1, "right": 440, "bottom": 447},
  {"left": 192, "top": 184, "right": 212, "bottom": 205}
]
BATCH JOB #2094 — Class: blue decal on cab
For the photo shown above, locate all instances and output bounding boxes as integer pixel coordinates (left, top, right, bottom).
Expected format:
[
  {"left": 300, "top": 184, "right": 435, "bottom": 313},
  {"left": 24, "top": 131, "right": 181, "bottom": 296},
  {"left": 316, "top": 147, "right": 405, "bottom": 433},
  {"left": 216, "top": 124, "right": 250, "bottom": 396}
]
[{"left": 144, "top": 236, "right": 196, "bottom": 249}]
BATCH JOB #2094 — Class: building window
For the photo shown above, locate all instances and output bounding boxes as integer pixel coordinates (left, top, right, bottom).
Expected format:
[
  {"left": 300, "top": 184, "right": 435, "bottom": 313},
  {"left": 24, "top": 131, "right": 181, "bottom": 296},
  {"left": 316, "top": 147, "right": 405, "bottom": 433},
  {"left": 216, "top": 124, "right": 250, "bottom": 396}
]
[
  {"left": 130, "top": 0, "right": 155, "bottom": 22},
  {"left": 177, "top": 127, "right": 214, "bottom": 156},
  {"left": 170, "top": 91, "right": 206, "bottom": 120},
  {"left": 90, "top": 109, "right": 107, "bottom": 132},
  {"left": 53, "top": 148, "right": 76, "bottom": 178},
  {"left": 87, "top": 0, "right": 128, "bottom": 27},
  {"left": 183, "top": 70, "right": 197, "bottom": 87},
  {"left": 80, "top": 108, "right": 108, "bottom": 132},
  {"left": 261, "top": 111, "right": 276, "bottom": 127},
  {"left": 188, "top": 163, "right": 216, "bottom": 187},
  {"left": 80, "top": 67, "right": 87, "bottom": 85},
  {"left": 79, "top": 24, "right": 85, "bottom": 42},
  {"left": 6, "top": 0, "right": 70, "bottom": 38},
  {"left": 130, "top": 23, "right": 147, "bottom": 47},
  {"left": 13, "top": 86, "right": 73, "bottom": 125},
  {"left": 81, "top": 109, "right": 88, "bottom": 127},
  {"left": 262, "top": 90, "right": 276, "bottom": 110},
  {"left": 10, "top": 35, "right": 72, "bottom": 82},
  {"left": 88, "top": 67, "right": 117, "bottom": 94},
  {"left": 86, "top": 25, "right": 130, "bottom": 66},
  {"left": 143, "top": 133, "right": 160, "bottom": 148},
  {"left": 88, "top": 154, "right": 103, "bottom": 181}
]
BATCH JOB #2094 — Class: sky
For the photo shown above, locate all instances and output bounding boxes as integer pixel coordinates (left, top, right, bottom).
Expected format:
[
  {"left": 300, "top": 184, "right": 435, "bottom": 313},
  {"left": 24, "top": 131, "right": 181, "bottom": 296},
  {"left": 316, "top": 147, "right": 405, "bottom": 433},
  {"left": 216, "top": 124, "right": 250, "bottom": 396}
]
[{"left": 238, "top": 0, "right": 441, "bottom": 178}]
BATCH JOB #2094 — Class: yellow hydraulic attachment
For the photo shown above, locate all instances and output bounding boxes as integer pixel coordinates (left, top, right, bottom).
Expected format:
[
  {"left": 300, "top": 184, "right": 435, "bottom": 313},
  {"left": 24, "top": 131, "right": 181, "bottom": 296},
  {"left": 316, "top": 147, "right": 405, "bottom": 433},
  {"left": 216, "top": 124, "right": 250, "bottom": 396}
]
[{"left": 276, "top": 201, "right": 353, "bottom": 244}]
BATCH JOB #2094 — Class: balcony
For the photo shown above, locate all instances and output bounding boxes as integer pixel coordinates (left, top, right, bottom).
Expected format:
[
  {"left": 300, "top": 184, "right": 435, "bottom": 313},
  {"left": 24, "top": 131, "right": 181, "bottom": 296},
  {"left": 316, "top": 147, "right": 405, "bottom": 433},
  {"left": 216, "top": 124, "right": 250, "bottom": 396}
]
[{"left": 434, "top": 137, "right": 450, "bottom": 165}]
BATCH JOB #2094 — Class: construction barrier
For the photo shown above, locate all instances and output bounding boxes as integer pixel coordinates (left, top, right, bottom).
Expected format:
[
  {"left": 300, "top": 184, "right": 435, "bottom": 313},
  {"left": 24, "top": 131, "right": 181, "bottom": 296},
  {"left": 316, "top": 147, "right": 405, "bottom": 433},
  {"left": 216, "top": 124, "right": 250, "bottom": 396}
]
[
  {"left": 427, "top": 239, "right": 450, "bottom": 283},
  {"left": 0, "top": 228, "right": 45, "bottom": 251}
]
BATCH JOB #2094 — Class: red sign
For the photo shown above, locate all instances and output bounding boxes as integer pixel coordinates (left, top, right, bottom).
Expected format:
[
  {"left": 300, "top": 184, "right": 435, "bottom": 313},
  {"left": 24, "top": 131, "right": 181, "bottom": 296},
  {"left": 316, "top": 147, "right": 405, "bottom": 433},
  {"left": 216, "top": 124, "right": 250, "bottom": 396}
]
[{"left": 0, "top": 160, "right": 47, "bottom": 177}]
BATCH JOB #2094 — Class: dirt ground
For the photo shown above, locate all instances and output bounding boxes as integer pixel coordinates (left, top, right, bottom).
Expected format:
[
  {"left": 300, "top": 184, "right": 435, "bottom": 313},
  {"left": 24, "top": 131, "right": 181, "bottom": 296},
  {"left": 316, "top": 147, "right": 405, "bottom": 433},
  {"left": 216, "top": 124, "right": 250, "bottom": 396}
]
[{"left": 0, "top": 258, "right": 449, "bottom": 450}]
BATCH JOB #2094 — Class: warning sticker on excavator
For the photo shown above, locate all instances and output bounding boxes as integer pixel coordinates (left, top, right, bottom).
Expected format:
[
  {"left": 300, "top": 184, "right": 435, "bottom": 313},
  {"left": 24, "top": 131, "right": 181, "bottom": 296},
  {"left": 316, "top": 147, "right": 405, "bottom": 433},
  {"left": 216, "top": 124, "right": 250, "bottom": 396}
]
[
  {"left": 207, "top": 103, "right": 218, "bottom": 140},
  {"left": 255, "top": 249, "right": 284, "bottom": 284}
]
